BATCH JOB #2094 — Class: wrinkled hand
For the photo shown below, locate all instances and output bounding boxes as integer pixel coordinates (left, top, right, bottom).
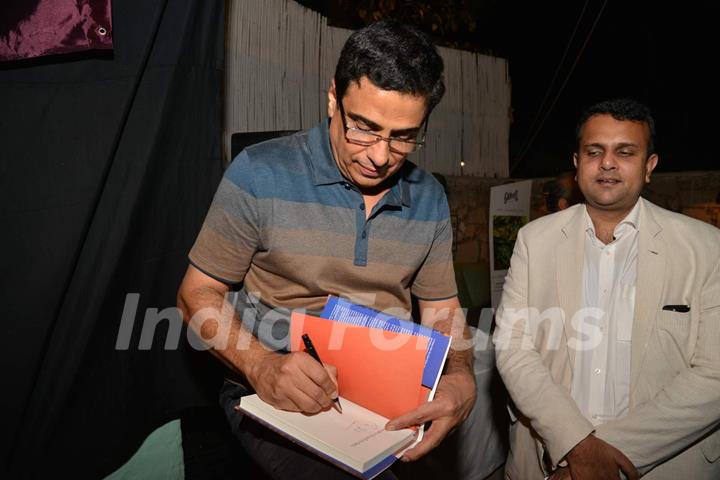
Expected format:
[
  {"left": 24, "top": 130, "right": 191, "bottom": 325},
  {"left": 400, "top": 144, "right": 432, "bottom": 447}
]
[
  {"left": 385, "top": 371, "right": 476, "bottom": 462},
  {"left": 566, "top": 434, "right": 638, "bottom": 480},
  {"left": 246, "top": 351, "right": 338, "bottom": 414}
]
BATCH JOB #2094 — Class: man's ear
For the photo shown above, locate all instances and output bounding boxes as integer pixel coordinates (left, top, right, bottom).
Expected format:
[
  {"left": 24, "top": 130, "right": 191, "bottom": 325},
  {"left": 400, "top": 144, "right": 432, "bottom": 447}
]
[
  {"left": 327, "top": 78, "right": 337, "bottom": 118},
  {"left": 573, "top": 152, "right": 579, "bottom": 169},
  {"left": 645, "top": 153, "right": 659, "bottom": 183}
]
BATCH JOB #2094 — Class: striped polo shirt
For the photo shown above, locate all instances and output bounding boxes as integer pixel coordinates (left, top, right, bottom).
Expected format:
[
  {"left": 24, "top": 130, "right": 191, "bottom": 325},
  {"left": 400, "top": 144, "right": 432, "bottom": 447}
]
[{"left": 189, "top": 120, "right": 457, "bottom": 318}]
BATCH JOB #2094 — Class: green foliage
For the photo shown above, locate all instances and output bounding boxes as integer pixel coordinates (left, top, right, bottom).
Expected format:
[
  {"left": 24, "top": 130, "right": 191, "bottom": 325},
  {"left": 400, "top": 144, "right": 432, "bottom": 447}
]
[{"left": 492, "top": 215, "right": 526, "bottom": 270}]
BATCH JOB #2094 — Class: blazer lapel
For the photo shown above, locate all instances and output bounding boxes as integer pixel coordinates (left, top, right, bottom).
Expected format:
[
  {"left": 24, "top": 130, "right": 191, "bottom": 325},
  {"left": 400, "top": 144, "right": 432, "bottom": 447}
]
[
  {"left": 557, "top": 206, "right": 586, "bottom": 372},
  {"left": 630, "top": 198, "right": 666, "bottom": 394}
]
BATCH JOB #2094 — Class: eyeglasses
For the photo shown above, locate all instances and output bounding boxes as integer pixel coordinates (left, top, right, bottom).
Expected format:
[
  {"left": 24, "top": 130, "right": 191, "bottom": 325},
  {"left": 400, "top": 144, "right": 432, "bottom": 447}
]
[{"left": 338, "top": 101, "right": 427, "bottom": 154}]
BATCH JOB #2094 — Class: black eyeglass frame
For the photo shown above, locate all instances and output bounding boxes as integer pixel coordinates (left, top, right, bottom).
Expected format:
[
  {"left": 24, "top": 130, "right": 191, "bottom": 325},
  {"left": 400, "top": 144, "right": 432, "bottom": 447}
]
[{"left": 337, "top": 101, "right": 428, "bottom": 154}]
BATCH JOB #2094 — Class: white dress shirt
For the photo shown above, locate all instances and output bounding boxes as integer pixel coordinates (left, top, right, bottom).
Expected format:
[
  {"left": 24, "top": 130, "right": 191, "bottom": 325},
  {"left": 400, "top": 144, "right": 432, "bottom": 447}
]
[{"left": 571, "top": 201, "right": 640, "bottom": 425}]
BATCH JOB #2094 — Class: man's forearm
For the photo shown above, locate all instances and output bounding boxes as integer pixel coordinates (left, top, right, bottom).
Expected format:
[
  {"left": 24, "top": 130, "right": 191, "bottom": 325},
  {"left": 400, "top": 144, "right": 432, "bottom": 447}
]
[
  {"left": 437, "top": 310, "right": 473, "bottom": 375},
  {"left": 421, "top": 301, "right": 474, "bottom": 376},
  {"left": 177, "top": 284, "right": 272, "bottom": 381}
]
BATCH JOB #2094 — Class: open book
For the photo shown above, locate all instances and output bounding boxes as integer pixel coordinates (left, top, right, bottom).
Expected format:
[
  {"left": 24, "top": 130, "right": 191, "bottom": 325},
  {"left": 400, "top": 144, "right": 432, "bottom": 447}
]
[
  {"left": 239, "top": 394, "right": 416, "bottom": 479},
  {"left": 238, "top": 297, "right": 451, "bottom": 478}
]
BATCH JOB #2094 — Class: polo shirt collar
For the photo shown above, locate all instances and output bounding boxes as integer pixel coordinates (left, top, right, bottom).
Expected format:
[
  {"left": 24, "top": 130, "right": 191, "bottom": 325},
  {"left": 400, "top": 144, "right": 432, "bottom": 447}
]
[
  {"left": 387, "top": 163, "right": 412, "bottom": 208},
  {"left": 308, "top": 119, "right": 345, "bottom": 186}
]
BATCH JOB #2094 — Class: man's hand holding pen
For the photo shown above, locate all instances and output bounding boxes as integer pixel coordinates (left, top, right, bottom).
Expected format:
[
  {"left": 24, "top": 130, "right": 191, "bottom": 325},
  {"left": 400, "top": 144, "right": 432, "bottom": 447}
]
[
  {"left": 302, "top": 334, "right": 343, "bottom": 413},
  {"left": 245, "top": 349, "right": 340, "bottom": 414}
]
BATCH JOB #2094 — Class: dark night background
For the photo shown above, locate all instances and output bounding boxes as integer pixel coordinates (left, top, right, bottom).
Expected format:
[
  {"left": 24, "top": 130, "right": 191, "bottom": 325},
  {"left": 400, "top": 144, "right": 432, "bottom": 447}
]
[{"left": 297, "top": 0, "right": 719, "bottom": 178}]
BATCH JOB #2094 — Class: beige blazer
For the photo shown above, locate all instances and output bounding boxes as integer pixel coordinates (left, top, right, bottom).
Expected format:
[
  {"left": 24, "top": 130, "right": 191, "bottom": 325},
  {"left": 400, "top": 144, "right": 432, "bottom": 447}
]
[{"left": 494, "top": 198, "right": 720, "bottom": 479}]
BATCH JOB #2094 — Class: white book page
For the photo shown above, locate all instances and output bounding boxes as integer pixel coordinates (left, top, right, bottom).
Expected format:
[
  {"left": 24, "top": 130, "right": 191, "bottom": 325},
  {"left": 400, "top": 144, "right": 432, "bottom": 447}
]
[{"left": 240, "top": 394, "right": 415, "bottom": 471}]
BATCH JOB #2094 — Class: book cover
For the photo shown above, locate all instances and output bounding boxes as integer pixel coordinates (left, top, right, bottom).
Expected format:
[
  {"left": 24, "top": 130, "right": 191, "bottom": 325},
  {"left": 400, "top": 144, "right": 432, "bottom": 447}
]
[
  {"left": 320, "top": 295, "right": 451, "bottom": 389},
  {"left": 289, "top": 312, "right": 427, "bottom": 420}
]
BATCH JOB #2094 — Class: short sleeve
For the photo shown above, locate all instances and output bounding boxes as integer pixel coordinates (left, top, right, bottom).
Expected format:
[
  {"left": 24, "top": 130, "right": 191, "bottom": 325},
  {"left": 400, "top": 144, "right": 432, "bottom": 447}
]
[
  {"left": 410, "top": 193, "right": 458, "bottom": 301},
  {"left": 188, "top": 151, "right": 261, "bottom": 284}
]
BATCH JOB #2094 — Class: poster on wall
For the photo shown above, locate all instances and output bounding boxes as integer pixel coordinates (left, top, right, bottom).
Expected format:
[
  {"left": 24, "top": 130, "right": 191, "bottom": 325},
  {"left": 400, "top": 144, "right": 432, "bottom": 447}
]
[{"left": 489, "top": 180, "right": 533, "bottom": 307}]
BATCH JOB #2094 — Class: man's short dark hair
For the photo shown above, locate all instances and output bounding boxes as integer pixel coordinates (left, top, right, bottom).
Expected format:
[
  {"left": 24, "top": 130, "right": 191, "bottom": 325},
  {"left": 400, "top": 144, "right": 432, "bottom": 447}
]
[
  {"left": 575, "top": 98, "right": 656, "bottom": 156},
  {"left": 334, "top": 20, "right": 445, "bottom": 114}
]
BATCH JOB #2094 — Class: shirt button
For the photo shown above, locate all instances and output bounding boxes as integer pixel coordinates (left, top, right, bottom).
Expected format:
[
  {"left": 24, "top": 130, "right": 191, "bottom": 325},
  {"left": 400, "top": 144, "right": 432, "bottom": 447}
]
[
  {"left": 606, "top": 251, "right": 611, "bottom": 256},
  {"left": 361, "top": 231, "right": 367, "bottom": 239},
  {"left": 360, "top": 204, "right": 365, "bottom": 211},
  {"left": 594, "top": 368, "right": 602, "bottom": 375}
]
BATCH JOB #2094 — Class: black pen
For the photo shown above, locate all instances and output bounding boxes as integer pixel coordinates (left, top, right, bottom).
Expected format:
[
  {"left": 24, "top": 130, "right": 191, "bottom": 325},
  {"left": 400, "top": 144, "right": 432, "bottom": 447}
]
[{"left": 302, "top": 334, "right": 343, "bottom": 413}]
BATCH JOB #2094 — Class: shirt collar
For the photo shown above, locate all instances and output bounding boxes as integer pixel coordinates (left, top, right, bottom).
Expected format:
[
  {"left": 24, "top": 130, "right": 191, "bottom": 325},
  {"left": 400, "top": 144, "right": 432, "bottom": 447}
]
[
  {"left": 619, "top": 199, "right": 641, "bottom": 230},
  {"left": 584, "top": 199, "right": 641, "bottom": 242},
  {"left": 308, "top": 119, "right": 346, "bottom": 186},
  {"left": 383, "top": 174, "right": 411, "bottom": 208},
  {"left": 388, "top": 162, "right": 412, "bottom": 208},
  {"left": 308, "top": 119, "right": 411, "bottom": 208}
]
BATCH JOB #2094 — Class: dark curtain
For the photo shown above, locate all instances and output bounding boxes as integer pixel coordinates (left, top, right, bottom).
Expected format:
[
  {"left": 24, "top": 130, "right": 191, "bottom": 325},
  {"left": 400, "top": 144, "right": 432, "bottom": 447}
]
[{"left": 0, "top": 0, "right": 225, "bottom": 477}]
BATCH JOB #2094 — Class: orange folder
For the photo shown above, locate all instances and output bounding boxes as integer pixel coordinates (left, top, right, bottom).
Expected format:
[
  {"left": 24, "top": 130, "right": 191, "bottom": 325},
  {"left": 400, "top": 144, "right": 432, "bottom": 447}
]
[{"left": 290, "top": 312, "right": 429, "bottom": 420}]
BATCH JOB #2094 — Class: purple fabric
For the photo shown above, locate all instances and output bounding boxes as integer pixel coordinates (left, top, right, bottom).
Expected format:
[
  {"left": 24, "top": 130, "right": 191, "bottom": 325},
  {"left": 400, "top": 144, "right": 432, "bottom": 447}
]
[{"left": 0, "top": 0, "right": 113, "bottom": 61}]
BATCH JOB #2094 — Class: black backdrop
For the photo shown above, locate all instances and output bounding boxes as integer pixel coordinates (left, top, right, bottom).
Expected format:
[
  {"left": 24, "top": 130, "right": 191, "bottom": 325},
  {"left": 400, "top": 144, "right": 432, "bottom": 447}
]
[{"left": 0, "top": 0, "right": 226, "bottom": 477}]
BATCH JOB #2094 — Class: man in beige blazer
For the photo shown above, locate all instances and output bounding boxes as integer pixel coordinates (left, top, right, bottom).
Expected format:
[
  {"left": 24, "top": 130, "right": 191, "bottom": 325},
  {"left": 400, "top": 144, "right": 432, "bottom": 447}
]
[{"left": 494, "top": 98, "right": 720, "bottom": 479}]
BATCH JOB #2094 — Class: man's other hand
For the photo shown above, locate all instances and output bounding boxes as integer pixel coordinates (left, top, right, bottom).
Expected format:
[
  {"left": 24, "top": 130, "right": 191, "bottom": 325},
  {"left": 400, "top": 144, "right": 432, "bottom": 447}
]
[
  {"left": 246, "top": 351, "right": 339, "bottom": 414},
  {"left": 566, "top": 434, "right": 638, "bottom": 480},
  {"left": 384, "top": 370, "right": 476, "bottom": 461}
]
